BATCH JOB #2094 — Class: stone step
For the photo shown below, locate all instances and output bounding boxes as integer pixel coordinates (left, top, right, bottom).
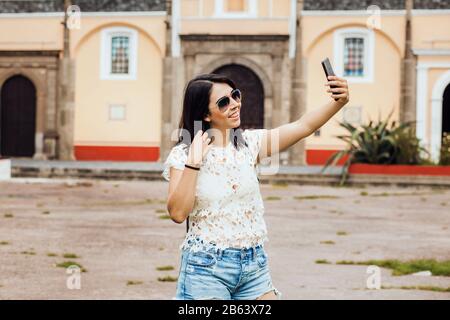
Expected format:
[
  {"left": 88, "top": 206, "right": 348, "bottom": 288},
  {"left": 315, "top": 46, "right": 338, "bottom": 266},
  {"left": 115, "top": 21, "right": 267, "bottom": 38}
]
[{"left": 8, "top": 159, "right": 450, "bottom": 188}]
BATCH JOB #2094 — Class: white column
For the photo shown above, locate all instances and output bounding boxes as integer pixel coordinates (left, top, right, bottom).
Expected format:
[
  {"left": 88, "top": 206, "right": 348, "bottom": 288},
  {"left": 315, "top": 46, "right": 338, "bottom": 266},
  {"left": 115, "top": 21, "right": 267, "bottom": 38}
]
[
  {"left": 415, "top": 65, "right": 428, "bottom": 150},
  {"left": 289, "top": 0, "right": 297, "bottom": 59},
  {"left": 172, "top": 0, "right": 181, "bottom": 57}
]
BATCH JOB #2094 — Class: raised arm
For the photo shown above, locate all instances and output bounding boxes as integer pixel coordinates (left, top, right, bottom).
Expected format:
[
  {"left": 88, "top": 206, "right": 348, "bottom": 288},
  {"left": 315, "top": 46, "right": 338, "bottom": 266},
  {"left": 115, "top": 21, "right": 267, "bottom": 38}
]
[{"left": 259, "top": 76, "right": 349, "bottom": 161}]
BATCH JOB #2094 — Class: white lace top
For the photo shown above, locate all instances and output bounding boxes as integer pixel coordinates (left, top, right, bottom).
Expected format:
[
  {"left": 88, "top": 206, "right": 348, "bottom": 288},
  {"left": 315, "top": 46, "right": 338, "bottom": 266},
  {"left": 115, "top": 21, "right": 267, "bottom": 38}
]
[{"left": 162, "top": 129, "right": 269, "bottom": 253}]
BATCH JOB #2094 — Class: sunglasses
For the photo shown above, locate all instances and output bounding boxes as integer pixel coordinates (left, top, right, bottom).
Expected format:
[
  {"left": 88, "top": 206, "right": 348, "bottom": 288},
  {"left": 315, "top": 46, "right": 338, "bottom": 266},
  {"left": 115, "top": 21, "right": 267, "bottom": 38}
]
[{"left": 215, "top": 89, "right": 242, "bottom": 112}]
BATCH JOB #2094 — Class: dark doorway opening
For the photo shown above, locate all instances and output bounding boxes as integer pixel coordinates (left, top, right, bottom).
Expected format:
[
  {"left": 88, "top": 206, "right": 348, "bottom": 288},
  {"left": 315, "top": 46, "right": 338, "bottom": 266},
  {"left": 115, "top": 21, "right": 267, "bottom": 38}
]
[
  {"left": 443, "top": 84, "right": 450, "bottom": 143},
  {"left": 0, "top": 75, "right": 36, "bottom": 157},
  {"left": 213, "top": 64, "right": 264, "bottom": 130}
]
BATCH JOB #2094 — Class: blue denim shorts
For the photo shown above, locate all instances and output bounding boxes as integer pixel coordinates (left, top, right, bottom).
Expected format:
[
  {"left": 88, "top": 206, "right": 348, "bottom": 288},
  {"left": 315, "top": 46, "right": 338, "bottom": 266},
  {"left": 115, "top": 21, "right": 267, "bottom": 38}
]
[{"left": 175, "top": 244, "right": 282, "bottom": 300}]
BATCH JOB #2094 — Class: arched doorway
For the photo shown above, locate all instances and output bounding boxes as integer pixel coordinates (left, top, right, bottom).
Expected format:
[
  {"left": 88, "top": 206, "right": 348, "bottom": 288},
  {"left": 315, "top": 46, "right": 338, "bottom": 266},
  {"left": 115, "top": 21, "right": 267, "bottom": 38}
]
[
  {"left": 213, "top": 64, "right": 264, "bottom": 129},
  {"left": 442, "top": 84, "right": 450, "bottom": 143},
  {"left": 0, "top": 75, "right": 36, "bottom": 157}
]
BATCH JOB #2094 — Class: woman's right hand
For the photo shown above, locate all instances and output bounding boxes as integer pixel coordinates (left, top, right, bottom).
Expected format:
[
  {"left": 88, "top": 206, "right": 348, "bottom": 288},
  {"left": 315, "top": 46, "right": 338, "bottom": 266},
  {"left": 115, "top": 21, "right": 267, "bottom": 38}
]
[{"left": 186, "top": 130, "right": 212, "bottom": 168}]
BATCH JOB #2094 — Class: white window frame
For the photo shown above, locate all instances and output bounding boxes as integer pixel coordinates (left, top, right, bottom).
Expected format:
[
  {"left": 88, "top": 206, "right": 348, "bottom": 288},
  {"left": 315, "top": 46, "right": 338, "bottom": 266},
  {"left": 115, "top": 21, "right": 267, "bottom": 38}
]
[
  {"left": 100, "top": 27, "right": 138, "bottom": 80},
  {"left": 214, "top": 0, "right": 258, "bottom": 18},
  {"left": 333, "top": 27, "right": 374, "bottom": 83}
]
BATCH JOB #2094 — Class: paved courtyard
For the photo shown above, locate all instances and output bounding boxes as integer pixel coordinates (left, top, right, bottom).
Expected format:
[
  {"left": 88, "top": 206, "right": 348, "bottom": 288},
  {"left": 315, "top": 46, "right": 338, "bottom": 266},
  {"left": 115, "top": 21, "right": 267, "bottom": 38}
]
[{"left": 0, "top": 178, "right": 449, "bottom": 299}]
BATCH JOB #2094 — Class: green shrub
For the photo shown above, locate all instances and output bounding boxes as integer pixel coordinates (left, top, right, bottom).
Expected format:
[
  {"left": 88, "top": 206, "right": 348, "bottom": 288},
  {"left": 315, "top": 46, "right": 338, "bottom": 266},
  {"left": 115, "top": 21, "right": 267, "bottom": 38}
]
[
  {"left": 322, "top": 110, "right": 430, "bottom": 184},
  {"left": 439, "top": 132, "right": 450, "bottom": 165}
]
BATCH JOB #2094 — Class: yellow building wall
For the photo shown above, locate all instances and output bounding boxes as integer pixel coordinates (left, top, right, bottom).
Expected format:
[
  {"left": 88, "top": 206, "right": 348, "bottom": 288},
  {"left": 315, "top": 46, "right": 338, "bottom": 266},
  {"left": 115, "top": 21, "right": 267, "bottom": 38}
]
[
  {"left": 0, "top": 16, "right": 63, "bottom": 50},
  {"left": 424, "top": 60, "right": 450, "bottom": 150},
  {"left": 304, "top": 22, "right": 402, "bottom": 150},
  {"left": 70, "top": 16, "right": 166, "bottom": 56},
  {"left": 0, "top": 13, "right": 165, "bottom": 161},
  {"left": 180, "top": 0, "right": 290, "bottom": 35},
  {"left": 412, "top": 14, "right": 450, "bottom": 50},
  {"left": 0, "top": 14, "right": 166, "bottom": 149},
  {"left": 302, "top": 14, "right": 404, "bottom": 60},
  {"left": 74, "top": 25, "right": 163, "bottom": 147},
  {"left": 68, "top": 16, "right": 165, "bottom": 161},
  {"left": 413, "top": 12, "right": 450, "bottom": 161},
  {"left": 180, "top": 0, "right": 291, "bottom": 18},
  {"left": 1, "top": 8, "right": 449, "bottom": 162}
]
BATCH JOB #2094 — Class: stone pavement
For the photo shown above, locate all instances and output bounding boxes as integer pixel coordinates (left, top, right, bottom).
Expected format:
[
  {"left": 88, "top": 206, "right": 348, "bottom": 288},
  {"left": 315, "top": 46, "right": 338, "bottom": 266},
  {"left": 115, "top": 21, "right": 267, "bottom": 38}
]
[{"left": 0, "top": 178, "right": 449, "bottom": 299}]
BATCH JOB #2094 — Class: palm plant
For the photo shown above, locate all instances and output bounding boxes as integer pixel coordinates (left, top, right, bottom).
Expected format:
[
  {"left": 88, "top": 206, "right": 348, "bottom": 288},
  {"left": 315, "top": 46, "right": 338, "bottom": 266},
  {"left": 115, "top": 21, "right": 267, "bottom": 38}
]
[{"left": 321, "top": 111, "right": 429, "bottom": 185}]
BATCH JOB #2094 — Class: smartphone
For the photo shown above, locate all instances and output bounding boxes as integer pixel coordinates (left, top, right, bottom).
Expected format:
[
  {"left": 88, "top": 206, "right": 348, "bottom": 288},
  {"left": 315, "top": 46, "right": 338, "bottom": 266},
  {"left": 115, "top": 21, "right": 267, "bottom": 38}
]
[{"left": 321, "top": 58, "right": 338, "bottom": 101}]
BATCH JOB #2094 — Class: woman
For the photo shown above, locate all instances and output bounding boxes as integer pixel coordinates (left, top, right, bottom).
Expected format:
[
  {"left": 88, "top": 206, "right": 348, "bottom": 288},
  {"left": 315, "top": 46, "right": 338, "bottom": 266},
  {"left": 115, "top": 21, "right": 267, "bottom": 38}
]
[{"left": 162, "top": 73, "right": 349, "bottom": 300}]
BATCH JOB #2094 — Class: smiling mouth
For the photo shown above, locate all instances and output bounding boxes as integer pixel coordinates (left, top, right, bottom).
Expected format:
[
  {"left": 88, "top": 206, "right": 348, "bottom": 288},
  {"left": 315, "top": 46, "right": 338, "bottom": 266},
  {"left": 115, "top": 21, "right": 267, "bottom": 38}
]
[{"left": 229, "top": 112, "right": 240, "bottom": 119}]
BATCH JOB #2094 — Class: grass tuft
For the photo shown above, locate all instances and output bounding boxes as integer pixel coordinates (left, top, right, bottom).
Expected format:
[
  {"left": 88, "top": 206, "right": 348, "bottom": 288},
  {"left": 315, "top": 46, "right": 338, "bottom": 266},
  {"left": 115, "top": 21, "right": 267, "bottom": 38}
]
[
  {"left": 157, "top": 276, "right": 178, "bottom": 282},
  {"left": 315, "top": 259, "right": 331, "bottom": 264},
  {"left": 320, "top": 240, "right": 335, "bottom": 245},
  {"left": 157, "top": 265, "right": 175, "bottom": 271},
  {"left": 20, "top": 251, "right": 36, "bottom": 255},
  {"left": 382, "top": 285, "right": 450, "bottom": 293},
  {"left": 271, "top": 182, "right": 289, "bottom": 188},
  {"left": 56, "top": 261, "right": 87, "bottom": 273},
  {"left": 294, "top": 195, "right": 339, "bottom": 200},
  {"left": 336, "top": 259, "right": 450, "bottom": 276}
]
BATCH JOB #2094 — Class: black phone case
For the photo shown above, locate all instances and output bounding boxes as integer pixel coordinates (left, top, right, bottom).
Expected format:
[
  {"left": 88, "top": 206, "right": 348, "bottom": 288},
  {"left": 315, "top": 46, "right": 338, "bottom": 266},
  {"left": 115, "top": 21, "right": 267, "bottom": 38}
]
[{"left": 321, "top": 58, "right": 338, "bottom": 101}]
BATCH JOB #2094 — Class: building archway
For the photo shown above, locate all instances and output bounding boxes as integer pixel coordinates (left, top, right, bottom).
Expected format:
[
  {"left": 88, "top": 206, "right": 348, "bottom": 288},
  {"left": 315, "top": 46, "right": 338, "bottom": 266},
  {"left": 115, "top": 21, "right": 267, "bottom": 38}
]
[
  {"left": 213, "top": 64, "right": 265, "bottom": 130},
  {"left": 431, "top": 70, "right": 450, "bottom": 161},
  {"left": 442, "top": 84, "right": 450, "bottom": 148},
  {"left": 0, "top": 75, "right": 37, "bottom": 157}
]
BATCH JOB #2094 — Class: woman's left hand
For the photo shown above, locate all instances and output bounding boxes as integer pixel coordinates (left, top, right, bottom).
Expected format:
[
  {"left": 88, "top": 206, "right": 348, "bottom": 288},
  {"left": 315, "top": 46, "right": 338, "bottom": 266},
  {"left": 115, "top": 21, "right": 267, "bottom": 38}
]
[{"left": 325, "top": 76, "right": 349, "bottom": 105}]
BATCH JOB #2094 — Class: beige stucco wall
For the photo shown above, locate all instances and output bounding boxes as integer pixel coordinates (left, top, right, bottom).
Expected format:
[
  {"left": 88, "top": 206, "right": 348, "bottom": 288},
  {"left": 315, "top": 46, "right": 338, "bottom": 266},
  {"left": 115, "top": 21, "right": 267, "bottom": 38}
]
[
  {"left": 413, "top": 12, "right": 450, "bottom": 158},
  {"left": 412, "top": 13, "right": 450, "bottom": 50},
  {"left": 0, "top": 14, "right": 165, "bottom": 148},
  {"left": 302, "top": 14, "right": 404, "bottom": 57},
  {"left": 181, "top": 0, "right": 290, "bottom": 18},
  {"left": 423, "top": 60, "right": 450, "bottom": 150},
  {"left": 1, "top": 8, "right": 449, "bottom": 158},
  {"left": 73, "top": 22, "right": 163, "bottom": 147},
  {"left": 0, "top": 16, "right": 63, "bottom": 50},
  {"left": 180, "top": 0, "right": 290, "bottom": 35},
  {"left": 303, "top": 18, "right": 403, "bottom": 150},
  {"left": 70, "top": 15, "right": 166, "bottom": 56}
]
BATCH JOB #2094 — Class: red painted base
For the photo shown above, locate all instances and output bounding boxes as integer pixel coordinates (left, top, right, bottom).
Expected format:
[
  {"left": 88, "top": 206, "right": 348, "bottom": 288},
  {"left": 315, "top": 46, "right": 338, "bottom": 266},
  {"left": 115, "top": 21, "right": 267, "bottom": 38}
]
[
  {"left": 74, "top": 147, "right": 345, "bottom": 164},
  {"left": 349, "top": 163, "right": 450, "bottom": 176},
  {"left": 74, "top": 146, "right": 159, "bottom": 162},
  {"left": 306, "top": 149, "right": 348, "bottom": 165}
]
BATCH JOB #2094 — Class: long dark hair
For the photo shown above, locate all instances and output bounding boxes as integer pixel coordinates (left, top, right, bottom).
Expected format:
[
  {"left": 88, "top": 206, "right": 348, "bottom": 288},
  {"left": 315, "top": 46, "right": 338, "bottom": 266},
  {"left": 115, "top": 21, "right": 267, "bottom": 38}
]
[{"left": 175, "top": 73, "right": 248, "bottom": 151}]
